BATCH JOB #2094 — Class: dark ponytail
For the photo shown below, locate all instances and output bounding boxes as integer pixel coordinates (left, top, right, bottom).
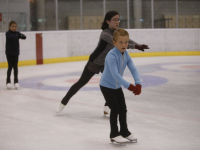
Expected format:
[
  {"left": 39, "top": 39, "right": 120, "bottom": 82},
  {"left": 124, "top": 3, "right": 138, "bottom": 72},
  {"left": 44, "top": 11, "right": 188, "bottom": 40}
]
[{"left": 101, "top": 11, "right": 119, "bottom": 30}]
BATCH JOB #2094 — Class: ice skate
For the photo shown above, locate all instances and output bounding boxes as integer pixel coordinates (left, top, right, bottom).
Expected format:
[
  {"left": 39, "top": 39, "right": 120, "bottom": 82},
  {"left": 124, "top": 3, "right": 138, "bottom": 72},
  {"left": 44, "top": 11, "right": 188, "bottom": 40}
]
[
  {"left": 110, "top": 135, "right": 126, "bottom": 145},
  {"left": 104, "top": 106, "right": 110, "bottom": 116},
  {"left": 56, "top": 103, "right": 65, "bottom": 113},
  {"left": 6, "top": 83, "right": 12, "bottom": 90},
  {"left": 124, "top": 134, "right": 137, "bottom": 142},
  {"left": 14, "top": 83, "right": 19, "bottom": 90}
]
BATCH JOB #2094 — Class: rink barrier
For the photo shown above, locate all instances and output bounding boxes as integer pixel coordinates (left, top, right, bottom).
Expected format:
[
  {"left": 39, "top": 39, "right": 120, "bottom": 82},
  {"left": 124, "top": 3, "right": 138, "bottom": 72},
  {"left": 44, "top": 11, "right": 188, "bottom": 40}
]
[
  {"left": 1, "top": 29, "right": 200, "bottom": 68},
  {"left": 129, "top": 51, "right": 200, "bottom": 57},
  {"left": 0, "top": 60, "right": 36, "bottom": 68},
  {"left": 0, "top": 51, "right": 199, "bottom": 68},
  {"left": 43, "top": 55, "right": 89, "bottom": 64}
]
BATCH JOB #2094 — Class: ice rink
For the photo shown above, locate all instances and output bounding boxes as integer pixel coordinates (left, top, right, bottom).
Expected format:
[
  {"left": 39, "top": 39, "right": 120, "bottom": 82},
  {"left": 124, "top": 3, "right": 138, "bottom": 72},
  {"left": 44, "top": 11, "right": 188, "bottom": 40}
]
[{"left": 0, "top": 56, "right": 200, "bottom": 150}]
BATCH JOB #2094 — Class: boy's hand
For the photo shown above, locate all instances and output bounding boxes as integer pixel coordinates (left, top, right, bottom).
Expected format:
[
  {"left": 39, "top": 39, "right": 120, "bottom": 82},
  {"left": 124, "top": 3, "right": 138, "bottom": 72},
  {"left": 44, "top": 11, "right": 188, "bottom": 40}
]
[
  {"left": 128, "top": 84, "right": 136, "bottom": 92},
  {"left": 134, "top": 84, "right": 141, "bottom": 95}
]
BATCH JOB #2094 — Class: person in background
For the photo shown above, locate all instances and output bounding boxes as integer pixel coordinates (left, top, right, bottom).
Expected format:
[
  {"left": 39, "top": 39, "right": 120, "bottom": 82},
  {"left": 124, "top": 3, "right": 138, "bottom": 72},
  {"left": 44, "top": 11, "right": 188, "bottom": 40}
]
[
  {"left": 56, "top": 11, "right": 149, "bottom": 114},
  {"left": 100, "top": 28, "right": 141, "bottom": 144},
  {"left": 5, "top": 21, "right": 26, "bottom": 90}
]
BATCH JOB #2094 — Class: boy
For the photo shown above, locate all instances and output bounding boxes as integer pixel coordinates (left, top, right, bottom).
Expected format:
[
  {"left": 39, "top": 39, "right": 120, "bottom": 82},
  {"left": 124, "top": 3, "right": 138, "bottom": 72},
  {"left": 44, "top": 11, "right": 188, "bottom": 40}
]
[{"left": 99, "top": 28, "right": 142, "bottom": 143}]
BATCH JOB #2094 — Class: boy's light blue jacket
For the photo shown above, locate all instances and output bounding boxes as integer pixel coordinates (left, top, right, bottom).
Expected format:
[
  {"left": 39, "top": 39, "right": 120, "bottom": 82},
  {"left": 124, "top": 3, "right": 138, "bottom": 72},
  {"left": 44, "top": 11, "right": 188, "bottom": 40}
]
[{"left": 100, "top": 47, "right": 141, "bottom": 89}]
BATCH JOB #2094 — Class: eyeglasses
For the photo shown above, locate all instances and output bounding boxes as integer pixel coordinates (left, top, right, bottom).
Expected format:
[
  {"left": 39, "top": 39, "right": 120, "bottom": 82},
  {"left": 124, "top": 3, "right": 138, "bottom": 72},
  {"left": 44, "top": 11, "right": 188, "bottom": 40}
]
[{"left": 111, "top": 19, "right": 120, "bottom": 22}]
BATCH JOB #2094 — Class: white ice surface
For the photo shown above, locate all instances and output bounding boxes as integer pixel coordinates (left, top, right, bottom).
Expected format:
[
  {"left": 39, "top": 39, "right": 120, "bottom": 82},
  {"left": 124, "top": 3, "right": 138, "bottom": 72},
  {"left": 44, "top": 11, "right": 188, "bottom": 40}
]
[{"left": 0, "top": 56, "right": 200, "bottom": 150}]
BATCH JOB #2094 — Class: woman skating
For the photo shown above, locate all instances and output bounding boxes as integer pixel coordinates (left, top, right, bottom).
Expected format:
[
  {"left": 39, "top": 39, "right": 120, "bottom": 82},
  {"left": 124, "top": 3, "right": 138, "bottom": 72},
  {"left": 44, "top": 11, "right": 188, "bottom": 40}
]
[{"left": 57, "top": 11, "right": 149, "bottom": 113}]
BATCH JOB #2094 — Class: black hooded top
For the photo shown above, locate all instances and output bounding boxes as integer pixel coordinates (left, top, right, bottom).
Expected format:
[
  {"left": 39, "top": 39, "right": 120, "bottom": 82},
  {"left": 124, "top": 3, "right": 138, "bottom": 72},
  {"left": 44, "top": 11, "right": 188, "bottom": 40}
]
[{"left": 5, "top": 30, "right": 26, "bottom": 55}]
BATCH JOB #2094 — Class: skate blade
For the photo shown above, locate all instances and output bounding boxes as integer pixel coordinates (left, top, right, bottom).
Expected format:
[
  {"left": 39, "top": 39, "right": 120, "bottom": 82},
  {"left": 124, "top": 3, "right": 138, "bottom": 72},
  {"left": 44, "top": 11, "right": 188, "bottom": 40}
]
[
  {"left": 126, "top": 139, "right": 137, "bottom": 143},
  {"left": 110, "top": 139, "right": 126, "bottom": 146}
]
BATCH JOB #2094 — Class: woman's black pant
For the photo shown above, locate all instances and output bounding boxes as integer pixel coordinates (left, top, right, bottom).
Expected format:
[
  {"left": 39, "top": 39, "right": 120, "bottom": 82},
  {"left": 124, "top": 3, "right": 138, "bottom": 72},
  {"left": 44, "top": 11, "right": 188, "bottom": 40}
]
[
  {"left": 100, "top": 86, "right": 131, "bottom": 138},
  {"left": 6, "top": 55, "right": 19, "bottom": 84},
  {"left": 61, "top": 64, "right": 108, "bottom": 106}
]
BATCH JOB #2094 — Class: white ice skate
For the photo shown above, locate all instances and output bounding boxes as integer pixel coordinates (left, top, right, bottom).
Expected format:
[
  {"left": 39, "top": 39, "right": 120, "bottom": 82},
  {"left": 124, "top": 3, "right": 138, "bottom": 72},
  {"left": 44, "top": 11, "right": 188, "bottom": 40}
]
[
  {"left": 14, "top": 83, "right": 20, "bottom": 90},
  {"left": 124, "top": 134, "right": 137, "bottom": 142},
  {"left": 6, "top": 83, "right": 12, "bottom": 90},
  {"left": 56, "top": 103, "right": 65, "bottom": 113},
  {"left": 111, "top": 135, "right": 126, "bottom": 145},
  {"left": 104, "top": 106, "right": 110, "bottom": 115}
]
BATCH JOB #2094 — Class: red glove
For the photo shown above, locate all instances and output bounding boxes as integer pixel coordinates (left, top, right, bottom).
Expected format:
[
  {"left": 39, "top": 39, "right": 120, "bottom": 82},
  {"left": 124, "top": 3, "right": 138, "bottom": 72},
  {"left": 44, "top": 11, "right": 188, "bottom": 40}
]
[
  {"left": 134, "top": 84, "right": 141, "bottom": 95},
  {"left": 135, "top": 44, "right": 149, "bottom": 51},
  {"left": 128, "top": 84, "right": 136, "bottom": 92}
]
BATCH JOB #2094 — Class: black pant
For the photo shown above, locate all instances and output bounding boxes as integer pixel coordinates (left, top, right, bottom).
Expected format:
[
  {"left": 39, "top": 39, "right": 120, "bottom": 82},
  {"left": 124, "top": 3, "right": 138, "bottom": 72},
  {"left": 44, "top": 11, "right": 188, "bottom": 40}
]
[
  {"left": 61, "top": 63, "right": 109, "bottom": 106},
  {"left": 6, "top": 55, "right": 19, "bottom": 84},
  {"left": 100, "top": 86, "right": 131, "bottom": 138}
]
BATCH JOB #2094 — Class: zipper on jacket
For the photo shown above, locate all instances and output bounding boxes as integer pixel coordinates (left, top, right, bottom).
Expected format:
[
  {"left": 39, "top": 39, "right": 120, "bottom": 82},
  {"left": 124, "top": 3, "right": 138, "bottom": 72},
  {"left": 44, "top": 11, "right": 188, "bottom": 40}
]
[
  {"left": 116, "top": 53, "right": 124, "bottom": 89},
  {"left": 120, "top": 54, "right": 124, "bottom": 75}
]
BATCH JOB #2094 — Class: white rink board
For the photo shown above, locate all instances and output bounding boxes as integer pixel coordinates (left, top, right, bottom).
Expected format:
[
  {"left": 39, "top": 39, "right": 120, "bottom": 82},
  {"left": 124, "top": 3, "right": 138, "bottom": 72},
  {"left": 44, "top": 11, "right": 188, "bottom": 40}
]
[{"left": 0, "top": 29, "right": 200, "bottom": 63}]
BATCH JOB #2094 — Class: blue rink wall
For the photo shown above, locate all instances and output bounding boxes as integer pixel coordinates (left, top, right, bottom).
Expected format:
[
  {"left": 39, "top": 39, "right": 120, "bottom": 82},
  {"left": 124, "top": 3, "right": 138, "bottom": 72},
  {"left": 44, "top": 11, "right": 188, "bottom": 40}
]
[{"left": 0, "top": 29, "right": 200, "bottom": 68}]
